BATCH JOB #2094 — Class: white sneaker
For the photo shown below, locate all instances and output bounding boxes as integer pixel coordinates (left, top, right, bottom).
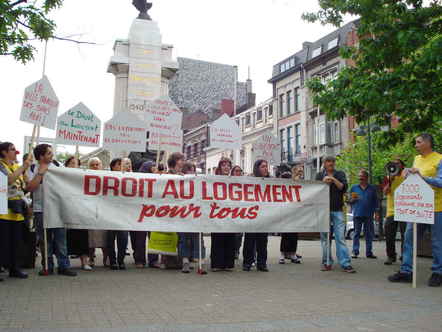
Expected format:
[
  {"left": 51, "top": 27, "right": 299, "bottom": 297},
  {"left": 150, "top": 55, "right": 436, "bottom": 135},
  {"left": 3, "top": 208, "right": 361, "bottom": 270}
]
[{"left": 82, "top": 264, "right": 92, "bottom": 271}]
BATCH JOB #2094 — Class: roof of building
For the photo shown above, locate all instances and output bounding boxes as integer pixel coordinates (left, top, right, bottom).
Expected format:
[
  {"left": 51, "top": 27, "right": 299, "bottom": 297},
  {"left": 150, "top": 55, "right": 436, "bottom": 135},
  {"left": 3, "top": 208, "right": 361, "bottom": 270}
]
[{"left": 268, "top": 20, "right": 358, "bottom": 83}]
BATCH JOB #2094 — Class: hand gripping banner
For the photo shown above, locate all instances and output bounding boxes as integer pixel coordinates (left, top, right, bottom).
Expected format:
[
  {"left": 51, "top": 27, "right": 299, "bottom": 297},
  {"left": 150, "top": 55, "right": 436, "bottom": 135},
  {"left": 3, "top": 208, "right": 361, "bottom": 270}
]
[{"left": 43, "top": 167, "right": 330, "bottom": 232}]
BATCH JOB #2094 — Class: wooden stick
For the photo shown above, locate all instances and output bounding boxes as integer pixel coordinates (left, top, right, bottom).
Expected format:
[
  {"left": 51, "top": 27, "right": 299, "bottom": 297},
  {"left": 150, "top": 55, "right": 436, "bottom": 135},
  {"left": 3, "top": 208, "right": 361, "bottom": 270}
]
[
  {"left": 75, "top": 145, "right": 80, "bottom": 160},
  {"left": 412, "top": 223, "right": 417, "bottom": 288}
]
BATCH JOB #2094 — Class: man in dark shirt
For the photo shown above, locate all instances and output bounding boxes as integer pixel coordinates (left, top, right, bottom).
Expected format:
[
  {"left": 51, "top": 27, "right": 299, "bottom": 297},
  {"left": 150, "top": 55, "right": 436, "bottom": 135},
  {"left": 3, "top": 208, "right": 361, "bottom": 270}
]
[{"left": 316, "top": 156, "right": 356, "bottom": 273}]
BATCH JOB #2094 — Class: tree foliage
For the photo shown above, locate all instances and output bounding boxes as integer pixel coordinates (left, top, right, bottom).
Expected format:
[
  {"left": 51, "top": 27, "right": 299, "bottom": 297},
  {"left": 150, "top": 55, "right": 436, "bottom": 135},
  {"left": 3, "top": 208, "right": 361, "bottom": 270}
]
[
  {"left": 303, "top": 0, "right": 442, "bottom": 144},
  {"left": 0, "top": 0, "right": 62, "bottom": 63}
]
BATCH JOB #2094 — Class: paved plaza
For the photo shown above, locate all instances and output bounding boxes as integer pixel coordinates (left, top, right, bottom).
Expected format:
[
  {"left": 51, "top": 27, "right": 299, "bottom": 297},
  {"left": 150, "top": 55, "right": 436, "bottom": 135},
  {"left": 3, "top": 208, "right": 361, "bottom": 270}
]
[{"left": 0, "top": 237, "right": 441, "bottom": 332}]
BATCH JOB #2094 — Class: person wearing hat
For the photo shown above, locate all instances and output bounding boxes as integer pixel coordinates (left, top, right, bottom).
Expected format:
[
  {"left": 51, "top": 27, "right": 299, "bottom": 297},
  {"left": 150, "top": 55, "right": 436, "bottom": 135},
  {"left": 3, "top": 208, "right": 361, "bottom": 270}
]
[{"left": 0, "top": 142, "right": 31, "bottom": 281}]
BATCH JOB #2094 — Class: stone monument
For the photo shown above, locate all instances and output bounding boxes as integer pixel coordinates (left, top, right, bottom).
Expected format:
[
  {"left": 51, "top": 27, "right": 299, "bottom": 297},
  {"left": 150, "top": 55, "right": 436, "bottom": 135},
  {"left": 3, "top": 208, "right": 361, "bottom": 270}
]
[{"left": 106, "top": 1, "right": 179, "bottom": 165}]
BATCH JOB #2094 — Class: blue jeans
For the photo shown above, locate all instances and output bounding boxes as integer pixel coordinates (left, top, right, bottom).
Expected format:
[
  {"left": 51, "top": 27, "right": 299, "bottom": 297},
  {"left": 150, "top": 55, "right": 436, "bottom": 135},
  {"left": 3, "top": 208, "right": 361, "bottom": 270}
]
[
  {"left": 400, "top": 211, "right": 442, "bottom": 275},
  {"left": 320, "top": 211, "right": 352, "bottom": 268},
  {"left": 34, "top": 212, "right": 70, "bottom": 270},
  {"left": 352, "top": 216, "right": 374, "bottom": 256},
  {"left": 178, "top": 233, "right": 205, "bottom": 259}
]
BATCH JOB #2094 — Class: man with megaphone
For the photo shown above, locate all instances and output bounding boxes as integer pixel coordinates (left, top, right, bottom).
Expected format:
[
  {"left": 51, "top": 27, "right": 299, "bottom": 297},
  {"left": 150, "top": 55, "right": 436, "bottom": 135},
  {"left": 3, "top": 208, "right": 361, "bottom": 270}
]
[{"left": 382, "top": 159, "right": 406, "bottom": 265}]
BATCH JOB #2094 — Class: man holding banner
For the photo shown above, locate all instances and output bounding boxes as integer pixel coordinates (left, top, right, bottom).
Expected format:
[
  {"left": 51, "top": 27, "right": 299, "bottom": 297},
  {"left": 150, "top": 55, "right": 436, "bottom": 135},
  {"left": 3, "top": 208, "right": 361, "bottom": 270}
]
[
  {"left": 389, "top": 133, "right": 442, "bottom": 287},
  {"left": 316, "top": 156, "right": 356, "bottom": 273},
  {"left": 26, "top": 144, "right": 76, "bottom": 277}
]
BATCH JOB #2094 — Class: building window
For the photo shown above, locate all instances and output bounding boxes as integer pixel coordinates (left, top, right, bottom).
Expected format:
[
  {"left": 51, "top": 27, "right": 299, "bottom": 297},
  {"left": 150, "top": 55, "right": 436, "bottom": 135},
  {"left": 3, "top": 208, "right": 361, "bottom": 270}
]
[
  {"left": 245, "top": 113, "right": 251, "bottom": 127},
  {"left": 252, "top": 112, "right": 256, "bottom": 127},
  {"left": 312, "top": 46, "right": 322, "bottom": 58},
  {"left": 193, "top": 143, "right": 199, "bottom": 158},
  {"left": 286, "top": 90, "right": 292, "bottom": 115},
  {"left": 268, "top": 104, "right": 273, "bottom": 117},
  {"left": 295, "top": 123, "right": 301, "bottom": 155},
  {"left": 328, "top": 38, "right": 338, "bottom": 50},
  {"left": 186, "top": 145, "right": 192, "bottom": 159},
  {"left": 235, "top": 118, "right": 240, "bottom": 128},
  {"left": 280, "top": 129, "right": 286, "bottom": 161},
  {"left": 241, "top": 117, "right": 245, "bottom": 131},
  {"left": 279, "top": 94, "right": 284, "bottom": 118},
  {"left": 201, "top": 140, "right": 206, "bottom": 153},
  {"left": 294, "top": 88, "right": 300, "bottom": 112},
  {"left": 321, "top": 67, "right": 338, "bottom": 84},
  {"left": 280, "top": 63, "right": 286, "bottom": 73},
  {"left": 287, "top": 126, "right": 293, "bottom": 162},
  {"left": 290, "top": 57, "right": 295, "bottom": 67},
  {"left": 257, "top": 108, "right": 263, "bottom": 122},
  {"left": 334, "top": 122, "right": 340, "bottom": 144}
]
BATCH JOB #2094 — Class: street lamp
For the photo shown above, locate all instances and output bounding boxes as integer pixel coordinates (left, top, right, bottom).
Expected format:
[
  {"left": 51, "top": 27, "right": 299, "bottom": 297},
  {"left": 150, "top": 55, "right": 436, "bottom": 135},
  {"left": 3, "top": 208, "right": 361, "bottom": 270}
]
[{"left": 354, "top": 118, "right": 381, "bottom": 184}]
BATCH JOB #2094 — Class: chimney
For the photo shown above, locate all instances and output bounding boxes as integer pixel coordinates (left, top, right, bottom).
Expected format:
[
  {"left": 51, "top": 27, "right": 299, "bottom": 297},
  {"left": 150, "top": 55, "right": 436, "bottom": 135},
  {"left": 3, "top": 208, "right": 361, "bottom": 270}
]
[{"left": 302, "top": 41, "right": 313, "bottom": 50}]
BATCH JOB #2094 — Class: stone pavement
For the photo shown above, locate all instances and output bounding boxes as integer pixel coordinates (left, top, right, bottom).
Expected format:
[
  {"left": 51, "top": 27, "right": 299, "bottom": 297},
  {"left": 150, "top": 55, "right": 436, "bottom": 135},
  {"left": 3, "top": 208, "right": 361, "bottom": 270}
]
[{"left": 0, "top": 237, "right": 441, "bottom": 331}]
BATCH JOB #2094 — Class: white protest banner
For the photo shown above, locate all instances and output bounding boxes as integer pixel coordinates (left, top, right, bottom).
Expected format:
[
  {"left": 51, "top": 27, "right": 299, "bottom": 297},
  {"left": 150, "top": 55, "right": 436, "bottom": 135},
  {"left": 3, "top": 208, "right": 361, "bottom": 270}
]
[
  {"left": 209, "top": 114, "right": 241, "bottom": 150},
  {"left": 55, "top": 103, "right": 101, "bottom": 147},
  {"left": 394, "top": 174, "right": 435, "bottom": 224},
  {"left": 103, "top": 112, "right": 147, "bottom": 153},
  {"left": 44, "top": 167, "right": 330, "bottom": 232},
  {"left": 0, "top": 173, "right": 7, "bottom": 214},
  {"left": 394, "top": 173, "right": 435, "bottom": 288},
  {"left": 252, "top": 133, "right": 281, "bottom": 166},
  {"left": 20, "top": 75, "right": 59, "bottom": 129}
]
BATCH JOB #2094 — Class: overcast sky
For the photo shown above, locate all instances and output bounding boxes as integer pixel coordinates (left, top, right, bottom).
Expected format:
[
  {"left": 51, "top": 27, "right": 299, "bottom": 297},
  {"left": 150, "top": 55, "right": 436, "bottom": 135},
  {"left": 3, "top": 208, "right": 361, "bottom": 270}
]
[{"left": 0, "top": 0, "right": 350, "bottom": 155}]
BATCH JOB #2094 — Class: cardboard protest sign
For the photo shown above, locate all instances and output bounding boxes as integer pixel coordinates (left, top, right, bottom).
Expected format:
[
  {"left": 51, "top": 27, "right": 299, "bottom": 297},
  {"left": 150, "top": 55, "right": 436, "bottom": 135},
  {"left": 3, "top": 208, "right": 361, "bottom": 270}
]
[
  {"left": 20, "top": 76, "right": 59, "bottom": 129},
  {"left": 55, "top": 103, "right": 101, "bottom": 147},
  {"left": 43, "top": 167, "right": 330, "bottom": 232},
  {"left": 103, "top": 112, "right": 147, "bottom": 153},
  {"left": 0, "top": 173, "right": 7, "bottom": 214},
  {"left": 209, "top": 114, "right": 241, "bottom": 150},
  {"left": 252, "top": 133, "right": 281, "bottom": 166},
  {"left": 148, "top": 232, "right": 178, "bottom": 255},
  {"left": 132, "top": 96, "right": 183, "bottom": 153},
  {"left": 394, "top": 174, "right": 435, "bottom": 224}
]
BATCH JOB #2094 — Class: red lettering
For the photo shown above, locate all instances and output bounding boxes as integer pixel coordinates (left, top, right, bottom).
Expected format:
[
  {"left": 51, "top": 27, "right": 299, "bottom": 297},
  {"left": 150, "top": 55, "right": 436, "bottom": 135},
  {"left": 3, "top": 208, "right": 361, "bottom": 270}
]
[
  {"left": 84, "top": 175, "right": 101, "bottom": 195},
  {"left": 138, "top": 178, "right": 156, "bottom": 198},
  {"left": 243, "top": 184, "right": 255, "bottom": 202},
  {"left": 156, "top": 205, "right": 171, "bottom": 217},
  {"left": 228, "top": 183, "right": 243, "bottom": 201},
  {"left": 137, "top": 204, "right": 156, "bottom": 222},
  {"left": 209, "top": 202, "right": 220, "bottom": 218},
  {"left": 291, "top": 185, "right": 302, "bottom": 202},
  {"left": 281, "top": 185, "right": 293, "bottom": 202},
  {"left": 162, "top": 180, "right": 178, "bottom": 198},
  {"left": 213, "top": 182, "right": 227, "bottom": 200},
  {"left": 202, "top": 181, "right": 213, "bottom": 200},
  {"left": 122, "top": 177, "right": 137, "bottom": 197},
  {"left": 103, "top": 176, "right": 119, "bottom": 196},
  {"left": 272, "top": 185, "right": 283, "bottom": 202},
  {"left": 230, "top": 207, "right": 249, "bottom": 219},
  {"left": 247, "top": 206, "right": 259, "bottom": 219},
  {"left": 179, "top": 180, "right": 194, "bottom": 199},
  {"left": 254, "top": 184, "right": 271, "bottom": 202}
]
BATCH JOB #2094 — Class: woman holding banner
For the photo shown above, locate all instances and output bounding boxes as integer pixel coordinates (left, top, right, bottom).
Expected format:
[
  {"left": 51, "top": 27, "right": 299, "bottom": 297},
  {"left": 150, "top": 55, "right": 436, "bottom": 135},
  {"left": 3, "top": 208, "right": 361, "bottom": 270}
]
[
  {"left": 0, "top": 142, "right": 31, "bottom": 280},
  {"left": 65, "top": 156, "right": 92, "bottom": 271},
  {"left": 211, "top": 157, "right": 236, "bottom": 272},
  {"left": 178, "top": 162, "right": 207, "bottom": 274},
  {"left": 231, "top": 166, "right": 245, "bottom": 260},
  {"left": 243, "top": 160, "right": 270, "bottom": 272},
  {"left": 130, "top": 161, "right": 157, "bottom": 268},
  {"left": 87, "top": 157, "right": 109, "bottom": 267},
  {"left": 107, "top": 158, "right": 129, "bottom": 270}
]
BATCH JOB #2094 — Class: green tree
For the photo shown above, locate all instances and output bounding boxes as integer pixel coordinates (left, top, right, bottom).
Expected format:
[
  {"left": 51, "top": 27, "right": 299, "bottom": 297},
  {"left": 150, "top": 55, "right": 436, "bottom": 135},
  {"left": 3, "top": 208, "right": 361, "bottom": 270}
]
[
  {"left": 0, "top": 0, "right": 63, "bottom": 63},
  {"left": 303, "top": 0, "right": 442, "bottom": 144}
]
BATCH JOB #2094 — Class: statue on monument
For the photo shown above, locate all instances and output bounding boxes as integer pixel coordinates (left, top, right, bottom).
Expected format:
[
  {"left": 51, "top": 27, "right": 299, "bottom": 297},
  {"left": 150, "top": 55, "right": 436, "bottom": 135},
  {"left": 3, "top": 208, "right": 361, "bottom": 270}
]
[{"left": 132, "top": 0, "right": 152, "bottom": 20}]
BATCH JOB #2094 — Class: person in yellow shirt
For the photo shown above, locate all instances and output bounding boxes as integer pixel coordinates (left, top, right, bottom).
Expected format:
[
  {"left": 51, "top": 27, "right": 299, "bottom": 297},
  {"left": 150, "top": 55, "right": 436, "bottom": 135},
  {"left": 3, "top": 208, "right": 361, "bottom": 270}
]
[
  {"left": 0, "top": 142, "right": 32, "bottom": 281},
  {"left": 383, "top": 159, "right": 406, "bottom": 265},
  {"left": 389, "top": 133, "right": 442, "bottom": 287}
]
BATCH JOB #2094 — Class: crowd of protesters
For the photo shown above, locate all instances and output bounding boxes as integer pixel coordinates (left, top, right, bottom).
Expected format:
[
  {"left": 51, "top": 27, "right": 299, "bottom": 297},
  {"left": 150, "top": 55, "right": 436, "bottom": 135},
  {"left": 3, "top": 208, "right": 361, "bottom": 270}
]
[{"left": 0, "top": 132, "right": 441, "bottom": 287}]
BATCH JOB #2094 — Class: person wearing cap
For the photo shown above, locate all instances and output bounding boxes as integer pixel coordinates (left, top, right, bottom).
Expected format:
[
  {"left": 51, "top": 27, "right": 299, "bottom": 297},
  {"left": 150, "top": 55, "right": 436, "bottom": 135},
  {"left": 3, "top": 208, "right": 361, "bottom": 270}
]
[
  {"left": 315, "top": 156, "right": 356, "bottom": 273},
  {"left": 0, "top": 142, "right": 31, "bottom": 281},
  {"left": 26, "top": 144, "right": 77, "bottom": 277}
]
